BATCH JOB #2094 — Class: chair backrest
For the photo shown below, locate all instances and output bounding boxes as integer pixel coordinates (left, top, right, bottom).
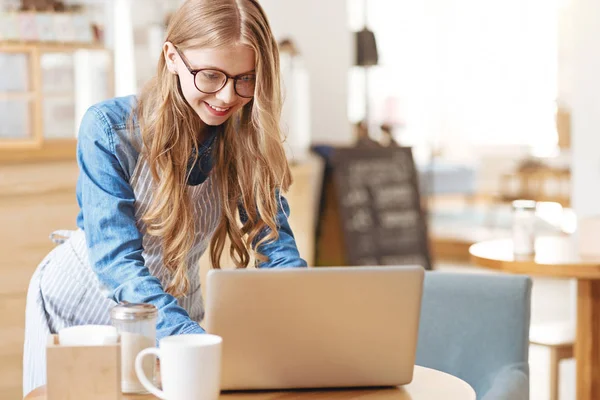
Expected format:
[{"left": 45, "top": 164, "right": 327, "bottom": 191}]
[{"left": 416, "top": 271, "right": 531, "bottom": 399}]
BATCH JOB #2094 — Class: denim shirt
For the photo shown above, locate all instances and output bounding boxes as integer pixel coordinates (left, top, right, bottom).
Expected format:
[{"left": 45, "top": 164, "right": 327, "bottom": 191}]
[{"left": 75, "top": 95, "right": 307, "bottom": 340}]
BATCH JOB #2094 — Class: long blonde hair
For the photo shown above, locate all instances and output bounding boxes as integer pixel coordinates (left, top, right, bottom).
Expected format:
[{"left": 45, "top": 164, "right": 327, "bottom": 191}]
[{"left": 135, "top": 0, "right": 291, "bottom": 298}]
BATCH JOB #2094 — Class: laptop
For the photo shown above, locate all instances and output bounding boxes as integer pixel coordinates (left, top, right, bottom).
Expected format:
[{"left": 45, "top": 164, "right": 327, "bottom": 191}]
[{"left": 204, "top": 265, "right": 424, "bottom": 391}]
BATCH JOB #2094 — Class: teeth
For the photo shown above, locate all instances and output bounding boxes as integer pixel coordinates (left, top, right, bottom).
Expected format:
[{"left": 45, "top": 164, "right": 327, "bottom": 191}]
[{"left": 209, "top": 104, "right": 230, "bottom": 112}]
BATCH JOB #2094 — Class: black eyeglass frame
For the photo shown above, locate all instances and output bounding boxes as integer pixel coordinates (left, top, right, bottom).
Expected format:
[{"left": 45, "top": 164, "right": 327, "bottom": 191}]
[{"left": 174, "top": 46, "right": 256, "bottom": 99}]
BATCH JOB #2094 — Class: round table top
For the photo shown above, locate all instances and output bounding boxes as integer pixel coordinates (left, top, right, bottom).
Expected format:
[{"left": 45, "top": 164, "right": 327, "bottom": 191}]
[
  {"left": 469, "top": 236, "right": 600, "bottom": 279},
  {"left": 25, "top": 366, "right": 475, "bottom": 400}
]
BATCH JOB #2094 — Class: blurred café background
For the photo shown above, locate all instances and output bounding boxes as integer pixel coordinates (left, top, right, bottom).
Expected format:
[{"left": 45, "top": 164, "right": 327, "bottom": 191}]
[{"left": 1, "top": 0, "right": 599, "bottom": 399}]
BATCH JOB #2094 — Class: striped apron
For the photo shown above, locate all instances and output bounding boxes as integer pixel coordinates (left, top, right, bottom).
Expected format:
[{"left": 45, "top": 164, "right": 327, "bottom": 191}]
[{"left": 22, "top": 157, "right": 221, "bottom": 396}]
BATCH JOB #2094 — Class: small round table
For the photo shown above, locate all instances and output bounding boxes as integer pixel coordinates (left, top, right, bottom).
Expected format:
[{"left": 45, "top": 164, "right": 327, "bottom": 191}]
[
  {"left": 470, "top": 236, "right": 600, "bottom": 400},
  {"left": 25, "top": 366, "right": 475, "bottom": 400}
]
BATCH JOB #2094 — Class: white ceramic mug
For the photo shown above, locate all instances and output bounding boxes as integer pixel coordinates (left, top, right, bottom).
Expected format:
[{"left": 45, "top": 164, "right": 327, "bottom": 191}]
[
  {"left": 58, "top": 325, "right": 119, "bottom": 346},
  {"left": 136, "top": 334, "right": 222, "bottom": 400}
]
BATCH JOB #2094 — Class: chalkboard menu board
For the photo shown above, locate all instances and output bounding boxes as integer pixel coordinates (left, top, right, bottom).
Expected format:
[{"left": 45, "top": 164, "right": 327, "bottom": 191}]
[{"left": 329, "top": 147, "right": 431, "bottom": 270}]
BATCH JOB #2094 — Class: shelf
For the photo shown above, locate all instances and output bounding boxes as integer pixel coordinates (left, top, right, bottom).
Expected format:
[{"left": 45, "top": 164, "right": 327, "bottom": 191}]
[
  {"left": 0, "top": 92, "right": 36, "bottom": 101},
  {"left": 0, "top": 138, "right": 76, "bottom": 163},
  {"left": 42, "top": 92, "right": 74, "bottom": 100},
  {"left": 0, "top": 41, "right": 107, "bottom": 53},
  {"left": 0, "top": 138, "right": 42, "bottom": 150}
]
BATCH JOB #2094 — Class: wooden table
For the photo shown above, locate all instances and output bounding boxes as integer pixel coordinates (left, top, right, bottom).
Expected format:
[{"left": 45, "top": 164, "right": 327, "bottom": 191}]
[
  {"left": 25, "top": 366, "right": 475, "bottom": 400},
  {"left": 470, "top": 236, "right": 600, "bottom": 400},
  {"left": 498, "top": 167, "right": 571, "bottom": 207},
  {"left": 430, "top": 225, "right": 511, "bottom": 263}
]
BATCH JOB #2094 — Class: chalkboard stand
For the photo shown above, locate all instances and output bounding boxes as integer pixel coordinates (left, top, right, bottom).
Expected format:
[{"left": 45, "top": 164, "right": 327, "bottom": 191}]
[{"left": 313, "top": 145, "right": 432, "bottom": 270}]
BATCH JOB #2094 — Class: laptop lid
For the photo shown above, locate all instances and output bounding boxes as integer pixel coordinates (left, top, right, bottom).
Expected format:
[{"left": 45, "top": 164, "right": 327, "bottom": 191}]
[{"left": 204, "top": 266, "right": 424, "bottom": 391}]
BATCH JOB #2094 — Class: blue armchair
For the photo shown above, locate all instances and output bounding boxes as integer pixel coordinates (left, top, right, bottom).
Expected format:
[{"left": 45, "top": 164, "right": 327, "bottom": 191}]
[{"left": 416, "top": 271, "right": 531, "bottom": 400}]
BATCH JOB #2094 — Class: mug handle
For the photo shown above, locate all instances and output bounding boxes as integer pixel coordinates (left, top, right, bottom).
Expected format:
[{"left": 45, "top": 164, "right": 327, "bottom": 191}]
[{"left": 135, "top": 347, "right": 165, "bottom": 399}]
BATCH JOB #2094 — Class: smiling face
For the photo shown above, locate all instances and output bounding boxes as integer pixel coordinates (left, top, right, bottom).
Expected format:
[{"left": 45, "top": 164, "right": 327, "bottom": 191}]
[{"left": 163, "top": 42, "right": 256, "bottom": 126}]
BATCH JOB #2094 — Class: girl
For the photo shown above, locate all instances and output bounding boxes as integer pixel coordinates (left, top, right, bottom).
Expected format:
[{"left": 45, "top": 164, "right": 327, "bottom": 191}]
[{"left": 23, "top": 0, "right": 307, "bottom": 394}]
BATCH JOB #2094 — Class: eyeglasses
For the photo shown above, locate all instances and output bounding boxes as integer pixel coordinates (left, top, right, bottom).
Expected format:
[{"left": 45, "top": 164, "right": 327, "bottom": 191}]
[{"left": 175, "top": 47, "right": 256, "bottom": 99}]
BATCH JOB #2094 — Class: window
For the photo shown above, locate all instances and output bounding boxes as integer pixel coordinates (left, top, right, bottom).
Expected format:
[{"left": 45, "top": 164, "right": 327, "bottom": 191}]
[{"left": 348, "top": 0, "right": 560, "bottom": 160}]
